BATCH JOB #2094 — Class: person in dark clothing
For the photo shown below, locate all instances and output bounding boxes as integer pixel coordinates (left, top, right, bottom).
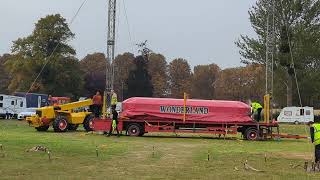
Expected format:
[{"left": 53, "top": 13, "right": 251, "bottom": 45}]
[
  {"left": 107, "top": 105, "right": 120, "bottom": 137},
  {"left": 92, "top": 91, "right": 102, "bottom": 118},
  {"left": 309, "top": 120, "right": 320, "bottom": 163}
]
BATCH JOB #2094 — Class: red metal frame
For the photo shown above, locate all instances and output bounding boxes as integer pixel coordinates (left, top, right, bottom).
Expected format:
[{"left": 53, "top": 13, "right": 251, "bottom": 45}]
[{"left": 92, "top": 117, "right": 278, "bottom": 136}]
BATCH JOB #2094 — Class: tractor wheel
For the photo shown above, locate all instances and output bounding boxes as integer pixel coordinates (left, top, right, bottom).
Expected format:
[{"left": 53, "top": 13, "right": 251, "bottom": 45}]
[
  {"left": 127, "top": 123, "right": 142, "bottom": 136},
  {"left": 67, "top": 124, "right": 79, "bottom": 131},
  {"left": 83, "top": 114, "right": 94, "bottom": 132},
  {"left": 35, "top": 125, "right": 49, "bottom": 132},
  {"left": 53, "top": 116, "right": 69, "bottom": 132},
  {"left": 244, "top": 127, "right": 259, "bottom": 141}
]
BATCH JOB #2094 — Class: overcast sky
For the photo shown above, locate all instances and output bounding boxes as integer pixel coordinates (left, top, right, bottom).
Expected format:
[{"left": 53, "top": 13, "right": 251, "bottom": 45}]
[{"left": 0, "top": 0, "right": 257, "bottom": 69}]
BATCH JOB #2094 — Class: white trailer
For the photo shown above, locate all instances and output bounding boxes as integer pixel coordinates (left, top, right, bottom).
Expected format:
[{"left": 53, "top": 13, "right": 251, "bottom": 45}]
[
  {"left": 277, "top": 107, "right": 314, "bottom": 124},
  {"left": 0, "top": 94, "right": 27, "bottom": 119}
]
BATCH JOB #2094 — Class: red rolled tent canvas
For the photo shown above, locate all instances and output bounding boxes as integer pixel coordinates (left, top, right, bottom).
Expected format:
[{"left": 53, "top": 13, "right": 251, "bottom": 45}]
[{"left": 121, "top": 97, "right": 253, "bottom": 123}]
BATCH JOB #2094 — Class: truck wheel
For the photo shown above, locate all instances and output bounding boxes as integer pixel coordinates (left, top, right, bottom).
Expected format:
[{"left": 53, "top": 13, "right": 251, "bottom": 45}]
[
  {"left": 35, "top": 125, "right": 49, "bottom": 132},
  {"left": 294, "top": 121, "right": 299, "bottom": 125},
  {"left": 83, "top": 114, "right": 94, "bottom": 132},
  {"left": 245, "top": 127, "right": 259, "bottom": 141},
  {"left": 53, "top": 116, "right": 68, "bottom": 132},
  {"left": 127, "top": 123, "right": 142, "bottom": 136},
  {"left": 67, "top": 124, "right": 79, "bottom": 131}
]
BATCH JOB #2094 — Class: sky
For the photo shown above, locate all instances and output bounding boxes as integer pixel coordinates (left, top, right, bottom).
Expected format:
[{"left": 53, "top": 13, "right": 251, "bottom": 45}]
[{"left": 0, "top": 0, "right": 257, "bottom": 69}]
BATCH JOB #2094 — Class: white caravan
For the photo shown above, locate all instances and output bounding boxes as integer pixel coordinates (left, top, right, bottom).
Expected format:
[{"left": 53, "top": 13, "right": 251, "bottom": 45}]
[
  {"left": 277, "top": 107, "right": 314, "bottom": 124},
  {"left": 0, "top": 94, "right": 27, "bottom": 119}
]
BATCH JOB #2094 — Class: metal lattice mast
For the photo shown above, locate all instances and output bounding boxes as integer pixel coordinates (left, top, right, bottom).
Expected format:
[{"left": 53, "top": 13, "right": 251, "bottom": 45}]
[
  {"left": 106, "top": 0, "right": 116, "bottom": 92},
  {"left": 264, "top": 0, "right": 276, "bottom": 123},
  {"left": 265, "top": 0, "right": 275, "bottom": 95},
  {"left": 102, "top": 0, "right": 116, "bottom": 118}
]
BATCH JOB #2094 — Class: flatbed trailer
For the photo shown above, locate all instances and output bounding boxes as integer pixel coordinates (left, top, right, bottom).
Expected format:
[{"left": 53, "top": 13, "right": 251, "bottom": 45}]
[
  {"left": 92, "top": 118, "right": 284, "bottom": 141},
  {"left": 92, "top": 97, "right": 307, "bottom": 140}
]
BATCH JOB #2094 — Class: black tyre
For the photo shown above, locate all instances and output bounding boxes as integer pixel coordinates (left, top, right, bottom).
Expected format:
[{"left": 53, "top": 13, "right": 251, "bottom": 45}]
[
  {"left": 294, "top": 121, "right": 299, "bottom": 125},
  {"left": 244, "top": 127, "right": 259, "bottom": 141},
  {"left": 83, "top": 114, "right": 94, "bottom": 132},
  {"left": 53, "top": 116, "right": 68, "bottom": 132},
  {"left": 67, "top": 124, "right": 79, "bottom": 131},
  {"left": 35, "top": 125, "right": 49, "bottom": 132},
  {"left": 127, "top": 123, "right": 143, "bottom": 136}
]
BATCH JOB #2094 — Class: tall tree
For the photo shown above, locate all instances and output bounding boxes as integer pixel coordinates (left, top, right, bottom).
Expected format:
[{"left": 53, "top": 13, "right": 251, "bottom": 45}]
[
  {"left": 0, "top": 54, "right": 12, "bottom": 94},
  {"left": 192, "top": 64, "right": 220, "bottom": 100},
  {"left": 168, "top": 58, "right": 192, "bottom": 98},
  {"left": 5, "top": 14, "right": 83, "bottom": 97},
  {"left": 215, "top": 64, "right": 265, "bottom": 102},
  {"left": 80, "top": 53, "right": 108, "bottom": 97},
  {"left": 127, "top": 56, "right": 153, "bottom": 98},
  {"left": 236, "top": 0, "right": 320, "bottom": 106},
  {"left": 148, "top": 53, "right": 168, "bottom": 97},
  {"left": 113, "top": 52, "right": 135, "bottom": 101}
]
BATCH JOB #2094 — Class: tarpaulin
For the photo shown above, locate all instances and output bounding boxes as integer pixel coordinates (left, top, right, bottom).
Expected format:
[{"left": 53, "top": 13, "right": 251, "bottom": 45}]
[{"left": 121, "top": 97, "right": 253, "bottom": 123}]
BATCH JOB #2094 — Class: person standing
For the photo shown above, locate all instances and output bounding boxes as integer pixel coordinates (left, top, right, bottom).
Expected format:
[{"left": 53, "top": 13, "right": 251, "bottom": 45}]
[
  {"left": 309, "top": 120, "right": 320, "bottom": 164},
  {"left": 107, "top": 105, "right": 120, "bottom": 137},
  {"left": 5, "top": 110, "right": 9, "bottom": 120},
  {"left": 251, "top": 102, "right": 263, "bottom": 122},
  {"left": 92, "top": 91, "right": 102, "bottom": 118},
  {"left": 110, "top": 90, "right": 118, "bottom": 106}
]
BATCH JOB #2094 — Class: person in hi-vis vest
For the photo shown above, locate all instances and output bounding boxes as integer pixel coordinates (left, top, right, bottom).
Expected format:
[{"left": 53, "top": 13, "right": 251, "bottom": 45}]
[
  {"left": 110, "top": 90, "right": 118, "bottom": 106},
  {"left": 309, "top": 119, "right": 320, "bottom": 163}
]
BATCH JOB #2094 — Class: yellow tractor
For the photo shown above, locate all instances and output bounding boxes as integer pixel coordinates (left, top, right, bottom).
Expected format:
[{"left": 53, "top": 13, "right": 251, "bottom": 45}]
[{"left": 26, "top": 99, "right": 95, "bottom": 132}]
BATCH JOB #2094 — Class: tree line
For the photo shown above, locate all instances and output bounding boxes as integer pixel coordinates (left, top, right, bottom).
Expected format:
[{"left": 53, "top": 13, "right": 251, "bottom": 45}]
[
  {"left": 0, "top": 14, "right": 264, "bottom": 104},
  {"left": 1, "top": 0, "right": 320, "bottom": 108}
]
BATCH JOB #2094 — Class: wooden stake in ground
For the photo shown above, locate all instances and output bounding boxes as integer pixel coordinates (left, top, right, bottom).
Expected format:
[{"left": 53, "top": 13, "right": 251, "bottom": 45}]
[
  {"left": 304, "top": 161, "right": 308, "bottom": 172},
  {"left": 96, "top": 146, "right": 99, "bottom": 157},
  {"left": 0, "top": 144, "right": 3, "bottom": 151},
  {"left": 264, "top": 153, "right": 267, "bottom": 163},
  {"left": 152, "top": 146, "right": 155, "bottom": 158},
  {"left": 207, "top": 150, "right": 210, "bottom": 161},
  {"left": 47, "top": 150, "right": 51, "bottom": 161}
]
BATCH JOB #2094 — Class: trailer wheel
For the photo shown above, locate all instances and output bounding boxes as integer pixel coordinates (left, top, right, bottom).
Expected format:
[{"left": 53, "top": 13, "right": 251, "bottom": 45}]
[
  {"left": 67, "top": 124, "right": 79, "bottom": 131},
  {"left": 35, "top": 125, "right": 49, "bottom": 132},
  {"left": 245, "top": 127, "right": 259, "bottom": 141},
  {"left": 294, "top": 121, "right": 299, "bottom": 125},
  {"left": 127, "top": 123, "right": 142, "bottom": 136},
  {"left": 53, "top": 116, "right": 68, "bottom": 132},
  {"left": 83, "top": 114, "right": 94, "bottom": 132}
]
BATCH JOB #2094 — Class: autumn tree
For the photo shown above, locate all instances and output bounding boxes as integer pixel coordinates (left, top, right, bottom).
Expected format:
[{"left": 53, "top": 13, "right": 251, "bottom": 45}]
[
  {"left": 5, "top": 14, "right": 83, "bottom": 97},
  {"left": 148, "top": 53, "right": 168, "bottom": 97},
  {"left": 215, "top": 64, "right": 265, "bottom": 102},
  {"left": 191, "top": 63, "right": 220, "bottom": 100},
  {"left": 0, "top": 54, "right": 12, "bottom": 94},
  {"left": 113, "top": 52, "right": 135, "bottom": 101},
  {"left": 127, "top": 56, "right": 153, "bottom": 98},
  {"left": 168, "top": 58, "right": 192, "bottom": 98},
  {"left": 236, "top": 0, "right": 320, "bottom": 106},
  {"left": 80, "top": 53, "right": 108, "bottom": 97}
]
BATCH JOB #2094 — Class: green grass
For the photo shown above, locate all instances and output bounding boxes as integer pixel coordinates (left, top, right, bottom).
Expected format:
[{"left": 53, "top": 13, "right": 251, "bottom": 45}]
[{"left": 0, "top": 120, "right": 319, "bottom": 180}]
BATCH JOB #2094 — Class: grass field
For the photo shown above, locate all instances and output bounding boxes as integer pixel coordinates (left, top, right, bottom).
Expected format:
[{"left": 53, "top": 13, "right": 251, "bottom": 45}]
[{"left": 0, "top": 120, "right": 319, "bottom": 180}]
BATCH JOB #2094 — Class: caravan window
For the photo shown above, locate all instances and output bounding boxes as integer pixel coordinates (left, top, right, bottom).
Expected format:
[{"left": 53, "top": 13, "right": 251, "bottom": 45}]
[
  {"left": 0, "top": 96, "right": 3, "bottom": 101},
  {"left": 0, "top": 103, "right": 2, "bottom": 107},
  {"left": 306, "top": 110, "right": 311, "bottom": 116},
  {"left": 11, "top": 101, "right": 14, "bottom": 105},
  {"left": 300, "top": 109, "right": 305, "bottom": 116},
  {"left": 284, "top": 111, "right": 292, "bottom": 116},
  {"left": 20, "top": 101, "right": 23, "bottom": 107}
]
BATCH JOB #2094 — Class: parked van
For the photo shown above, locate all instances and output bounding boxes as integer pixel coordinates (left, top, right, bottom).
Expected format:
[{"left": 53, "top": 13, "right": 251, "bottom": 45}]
[
  {"left": 0, "top": 94, "right": 27, "bottom": 119},
  {"left": 277, "top": 107, "right": 314, "bottom": 124}
]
